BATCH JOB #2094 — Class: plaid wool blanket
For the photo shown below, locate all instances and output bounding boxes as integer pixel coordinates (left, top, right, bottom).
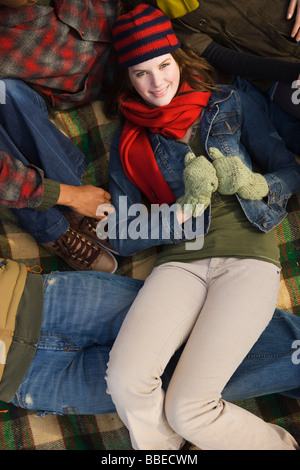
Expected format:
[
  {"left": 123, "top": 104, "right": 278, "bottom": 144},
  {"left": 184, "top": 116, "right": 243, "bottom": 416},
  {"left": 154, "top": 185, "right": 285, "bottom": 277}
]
[{"left": 0, "top": 101, "right": 299, "bottom": 450}]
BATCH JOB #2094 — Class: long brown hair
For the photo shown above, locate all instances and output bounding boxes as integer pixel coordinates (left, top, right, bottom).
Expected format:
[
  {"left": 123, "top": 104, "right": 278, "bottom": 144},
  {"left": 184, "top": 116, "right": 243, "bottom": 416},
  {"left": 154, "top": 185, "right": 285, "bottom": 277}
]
[{"left": 103, "top": 46, "right": 217, "bottom": 120}]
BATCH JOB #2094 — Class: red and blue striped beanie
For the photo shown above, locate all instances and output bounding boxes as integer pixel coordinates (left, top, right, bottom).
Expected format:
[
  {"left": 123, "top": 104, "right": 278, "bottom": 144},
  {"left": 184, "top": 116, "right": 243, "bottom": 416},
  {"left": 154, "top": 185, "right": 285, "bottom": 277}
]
[{"left": 112, "top": 3, "right": 181, "bottom": 69}]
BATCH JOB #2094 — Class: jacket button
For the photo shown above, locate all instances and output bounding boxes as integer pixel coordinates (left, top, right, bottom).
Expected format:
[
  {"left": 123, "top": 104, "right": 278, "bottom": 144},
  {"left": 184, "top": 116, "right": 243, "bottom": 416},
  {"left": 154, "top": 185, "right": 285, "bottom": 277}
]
[{"left": 199, "top": 19, "right": 207, "bottom": 26}]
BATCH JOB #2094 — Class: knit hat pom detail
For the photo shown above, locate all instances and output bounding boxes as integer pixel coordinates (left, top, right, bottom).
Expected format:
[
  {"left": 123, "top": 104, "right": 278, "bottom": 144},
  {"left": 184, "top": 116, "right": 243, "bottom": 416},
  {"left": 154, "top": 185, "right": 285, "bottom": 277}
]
[{"left": 112, "top": 3, "right": 181, "bottom": 69}]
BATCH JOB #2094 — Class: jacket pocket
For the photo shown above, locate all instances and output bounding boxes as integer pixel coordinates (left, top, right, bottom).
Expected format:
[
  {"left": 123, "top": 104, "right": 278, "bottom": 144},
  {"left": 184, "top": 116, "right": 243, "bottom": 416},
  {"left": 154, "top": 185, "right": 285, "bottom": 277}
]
[{"left": 210, "top": 111, "right": 240, "bottom": 136}]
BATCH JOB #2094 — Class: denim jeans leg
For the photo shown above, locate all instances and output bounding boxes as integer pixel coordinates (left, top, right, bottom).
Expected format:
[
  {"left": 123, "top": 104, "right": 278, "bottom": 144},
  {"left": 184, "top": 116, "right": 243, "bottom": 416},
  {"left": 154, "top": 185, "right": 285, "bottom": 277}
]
[
  {"left": 0, "top": 79, "right": 88, "bottom": 179},
  {"left": 11, "top": 271, "right": 144, "bottom": 415},
  {"left": 223, "top": 308, "right": 300, "bottom": 401},
  {"left": 0, "top": 79, "right": 89, "bottom": 242},
  {"left": 12, "top": 206, "right": 70, "bottom": 243},
  {"left": 0, "top": 123, "right": 69, "bottom": 242},
  {"left": 232, "top": 84, "right": 300, "bottom": 195},
  {"left": 11, "top": 271, "right": 300, "bottom": 414}
]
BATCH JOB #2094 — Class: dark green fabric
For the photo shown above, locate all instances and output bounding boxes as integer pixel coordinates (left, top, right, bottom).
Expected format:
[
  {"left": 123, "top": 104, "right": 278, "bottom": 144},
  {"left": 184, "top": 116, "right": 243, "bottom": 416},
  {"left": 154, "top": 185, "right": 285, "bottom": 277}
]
[
  {"left": 156, "top": 193, "right": 280, "bottom": 268},
  {"left": 0, "top": 273, "right": 43, "bottom": 403}
]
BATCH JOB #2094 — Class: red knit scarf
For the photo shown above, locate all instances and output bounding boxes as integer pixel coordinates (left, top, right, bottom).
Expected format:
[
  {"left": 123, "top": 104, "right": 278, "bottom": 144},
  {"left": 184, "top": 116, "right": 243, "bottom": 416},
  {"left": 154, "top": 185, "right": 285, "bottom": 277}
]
[{"left": 118, "top": 83, "right": 211, "bottom": 204}]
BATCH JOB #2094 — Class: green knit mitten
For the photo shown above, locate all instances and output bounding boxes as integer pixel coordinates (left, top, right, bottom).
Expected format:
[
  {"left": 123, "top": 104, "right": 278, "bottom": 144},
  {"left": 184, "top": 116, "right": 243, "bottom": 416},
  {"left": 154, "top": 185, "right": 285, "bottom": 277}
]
[
  {"left": 177, "top": 152, "right": 218, "bottom": 217},
  {"left": 209, "top": 148, "right": 269, "bottom": 200}
]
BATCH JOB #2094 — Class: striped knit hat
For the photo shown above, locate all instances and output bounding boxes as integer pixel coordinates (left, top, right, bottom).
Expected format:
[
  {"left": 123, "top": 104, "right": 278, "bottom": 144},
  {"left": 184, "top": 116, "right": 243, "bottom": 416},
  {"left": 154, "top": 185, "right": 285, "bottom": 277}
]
[{"left": 112, "top": 3, "right": 181, "bottom": 69}]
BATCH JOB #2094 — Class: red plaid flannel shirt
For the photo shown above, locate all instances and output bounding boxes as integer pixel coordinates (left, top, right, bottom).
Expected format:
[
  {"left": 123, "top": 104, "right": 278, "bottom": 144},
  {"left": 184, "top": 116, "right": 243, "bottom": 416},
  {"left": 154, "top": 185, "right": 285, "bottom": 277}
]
[
  {"left": 0, "top": 0, "right": 117, "bottom": 109},
  {"left": 0, "top": 151, "right": 45, "bottom": 209}
]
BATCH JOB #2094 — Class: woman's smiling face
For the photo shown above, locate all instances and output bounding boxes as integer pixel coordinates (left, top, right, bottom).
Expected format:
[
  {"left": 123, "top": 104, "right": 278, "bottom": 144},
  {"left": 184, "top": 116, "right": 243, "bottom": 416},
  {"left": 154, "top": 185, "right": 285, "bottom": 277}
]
[{"left": 128, "top": 53, "right": 180, "bottom": 107}]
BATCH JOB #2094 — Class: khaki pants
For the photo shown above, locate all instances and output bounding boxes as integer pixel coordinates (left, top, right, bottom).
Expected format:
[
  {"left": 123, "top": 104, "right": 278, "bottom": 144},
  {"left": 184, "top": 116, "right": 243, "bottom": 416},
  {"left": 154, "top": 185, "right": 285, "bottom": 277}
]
[{"left": 106, "top": 258, "right": 298, "bottom": 450}]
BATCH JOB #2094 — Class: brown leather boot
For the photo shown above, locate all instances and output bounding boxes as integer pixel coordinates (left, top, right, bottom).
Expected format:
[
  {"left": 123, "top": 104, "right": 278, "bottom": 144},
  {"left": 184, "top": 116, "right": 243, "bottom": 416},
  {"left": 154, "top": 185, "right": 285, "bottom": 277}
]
[
  {"left": 42, "top": 227, "right": 118, "bottom": 273},
  {"left": 64, "top": 212, "right": 119, "bottom": 254}
]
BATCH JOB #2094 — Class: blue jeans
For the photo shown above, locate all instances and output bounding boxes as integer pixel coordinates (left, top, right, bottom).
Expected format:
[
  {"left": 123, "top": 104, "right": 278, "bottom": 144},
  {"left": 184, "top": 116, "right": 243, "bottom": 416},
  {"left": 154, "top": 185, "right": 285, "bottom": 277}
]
[
  {"left": 0, "top": 79, "right": 88, "bottom": 243},
  {"left": 11, "top": 271, "right": 300, "bottom": 415},
  {"left": 233, "top": 76, "right": 300, "bottom": 156}
]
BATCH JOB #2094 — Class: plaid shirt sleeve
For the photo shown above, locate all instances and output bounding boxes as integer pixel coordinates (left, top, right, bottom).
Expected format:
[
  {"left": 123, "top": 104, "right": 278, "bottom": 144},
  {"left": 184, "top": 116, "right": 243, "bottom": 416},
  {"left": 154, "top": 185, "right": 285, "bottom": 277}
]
[{"left": 0, "top": 151, "right": 45, "bottom": 209}]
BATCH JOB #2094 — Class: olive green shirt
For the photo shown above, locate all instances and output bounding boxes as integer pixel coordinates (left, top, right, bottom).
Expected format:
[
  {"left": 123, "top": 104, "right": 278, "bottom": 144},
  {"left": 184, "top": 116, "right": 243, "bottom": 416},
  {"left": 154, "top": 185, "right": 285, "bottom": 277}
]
[{"left": 155, "top": 192, "right": 280, "bottom": 268}]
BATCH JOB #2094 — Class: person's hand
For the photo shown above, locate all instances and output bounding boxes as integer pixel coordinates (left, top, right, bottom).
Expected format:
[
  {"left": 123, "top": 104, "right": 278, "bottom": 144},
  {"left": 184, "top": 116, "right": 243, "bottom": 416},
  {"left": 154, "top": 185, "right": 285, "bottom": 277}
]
[
  {"left": 177, "top": 152, "right": 218, "bottom": 217},
  {"left": 287, "top": 0, "right": 300, "bottom": 42},
  {"left": 57, "top": 184, "right": 115, "bottom": 218}
]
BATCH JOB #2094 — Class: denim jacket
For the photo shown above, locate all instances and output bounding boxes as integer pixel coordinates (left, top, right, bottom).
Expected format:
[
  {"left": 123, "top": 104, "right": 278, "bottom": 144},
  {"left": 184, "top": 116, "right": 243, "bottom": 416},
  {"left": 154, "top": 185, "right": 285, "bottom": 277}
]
[{"left": 107, "top": 86, "right": 300, "bottom": 256}]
